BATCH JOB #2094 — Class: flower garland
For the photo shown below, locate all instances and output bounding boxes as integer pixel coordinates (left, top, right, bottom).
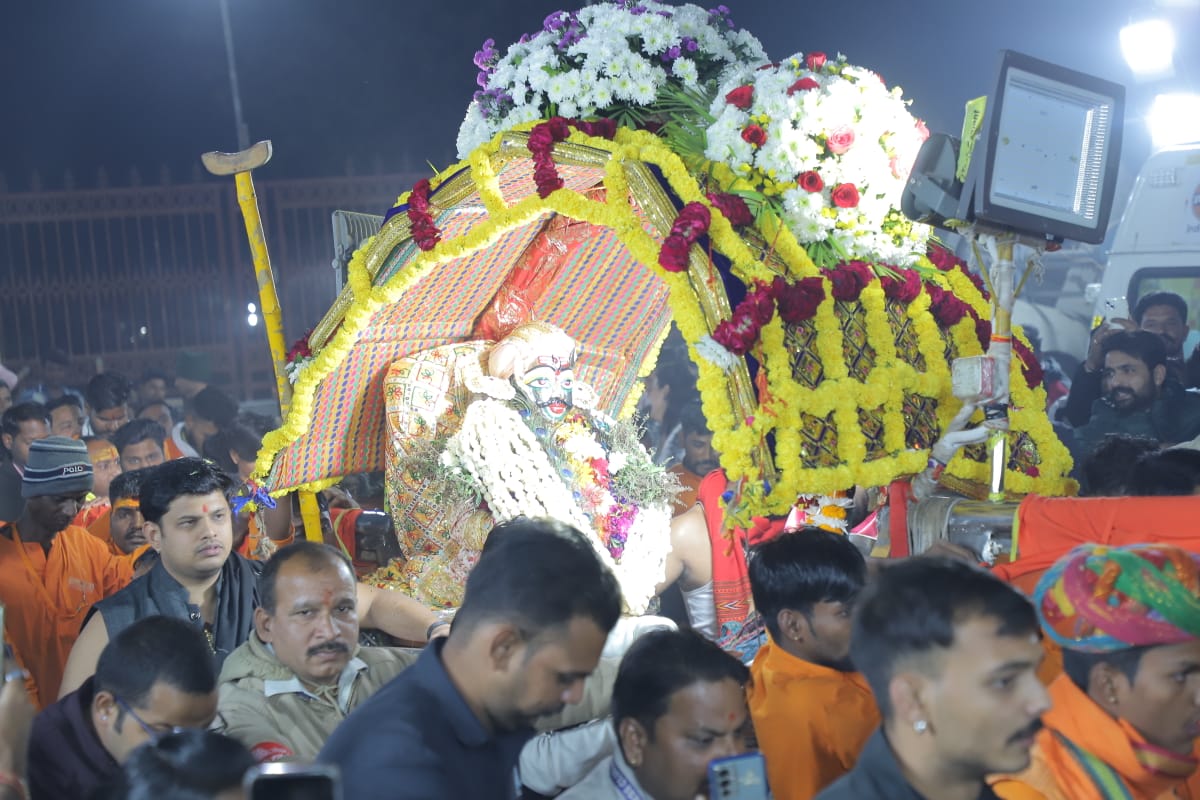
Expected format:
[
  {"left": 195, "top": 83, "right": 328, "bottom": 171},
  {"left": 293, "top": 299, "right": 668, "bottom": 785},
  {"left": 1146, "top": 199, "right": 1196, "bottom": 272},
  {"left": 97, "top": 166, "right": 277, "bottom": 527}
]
[
  {"left": 256, "top": 121, "right": 1074, "bottom": 511},
  {"left": 456, "top": 1, "right": 767, "bottom": 158},
  {"left": 406, "top": 178, "right": 441, "bottom": 251},
  {"left": 284, "top": 330, "right": 315, "bottom": 385},
  {"left": 528, "top": 116, "right": 618, "bottom": 197},
  {"left": 703, "top": 52, "right": 932, "bottom": 268},
  {"left": 443, "top": 397, "right": 672, "bottom": 614}
]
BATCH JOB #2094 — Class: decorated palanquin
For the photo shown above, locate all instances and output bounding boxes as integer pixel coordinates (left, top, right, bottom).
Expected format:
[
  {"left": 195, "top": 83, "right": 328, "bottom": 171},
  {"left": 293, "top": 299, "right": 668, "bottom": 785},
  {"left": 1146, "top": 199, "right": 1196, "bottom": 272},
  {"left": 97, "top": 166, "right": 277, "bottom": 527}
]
[{"left": 254, "top": 1, "right": 1076, "bottom": 611}]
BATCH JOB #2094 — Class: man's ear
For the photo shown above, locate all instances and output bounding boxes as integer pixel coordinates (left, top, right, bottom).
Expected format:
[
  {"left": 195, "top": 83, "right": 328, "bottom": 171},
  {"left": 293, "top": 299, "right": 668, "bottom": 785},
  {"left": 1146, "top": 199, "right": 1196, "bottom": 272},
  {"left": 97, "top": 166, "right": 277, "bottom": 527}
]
[
  {"left": 1154, "top": 363, "right": 1167, "bottom": 388},
  {"left": 92, "top": 689, "right": 118, "bottom": 733},
  {"left": 888, "top": 671, "right": 930, "bottom": 728},
  {"left": 618, "top": 717, "right": 650, "bottom": 768},
  {"left": 777, "top": 608, "right": 808, "bottom": 645},
  {"left": 228, "top": 449, "right": 240, "bottom": 467},
  {"left": 254, "top": 606, "right": 273, "bottom": 642},
  {"left": 144, "top": 520, "right": 163, "bottom": 552},
  {"left": 487, "top": 623, "right": 525, "bottom": 673},
  {"left": 1088, "top": 660, "right": 1132, "bottom": 713},
  {"left": 0, "top": 433, "right": 11, "bottom": 451}
]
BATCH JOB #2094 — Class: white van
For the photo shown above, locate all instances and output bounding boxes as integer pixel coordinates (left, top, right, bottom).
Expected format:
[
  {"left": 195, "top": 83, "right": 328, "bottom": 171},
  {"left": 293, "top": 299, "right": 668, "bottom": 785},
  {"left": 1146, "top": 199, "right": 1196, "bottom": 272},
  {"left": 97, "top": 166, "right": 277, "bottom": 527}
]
[{"left": 1091, "top": 144, "right": 1200, "bottom": 356}]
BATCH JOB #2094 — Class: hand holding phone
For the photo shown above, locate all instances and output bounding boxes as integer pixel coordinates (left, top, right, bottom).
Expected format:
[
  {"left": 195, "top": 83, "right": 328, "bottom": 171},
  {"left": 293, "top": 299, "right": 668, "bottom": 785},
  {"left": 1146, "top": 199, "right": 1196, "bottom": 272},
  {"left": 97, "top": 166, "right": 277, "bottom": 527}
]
[
  {"left": 707, "top": 752, "right": 770, "bottom": 800},
  {"left": 243, "top": 762, "right": 342, "bottom": 800}
]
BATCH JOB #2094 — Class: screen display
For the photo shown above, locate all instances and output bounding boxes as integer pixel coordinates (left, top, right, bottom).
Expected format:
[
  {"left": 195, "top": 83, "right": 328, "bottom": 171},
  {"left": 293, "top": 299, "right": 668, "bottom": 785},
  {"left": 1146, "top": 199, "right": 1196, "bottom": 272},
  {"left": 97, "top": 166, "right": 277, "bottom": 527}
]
[{"left": 988, "top": 67, "right": 1117, "bottom": 231}]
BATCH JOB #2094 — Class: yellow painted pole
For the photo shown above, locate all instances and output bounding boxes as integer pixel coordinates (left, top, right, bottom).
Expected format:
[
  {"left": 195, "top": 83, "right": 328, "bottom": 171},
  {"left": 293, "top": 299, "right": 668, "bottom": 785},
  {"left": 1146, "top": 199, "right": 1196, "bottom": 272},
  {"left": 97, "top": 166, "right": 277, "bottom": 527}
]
[{"left": 204, "top": 141, "right": 322, "bottom": 542}]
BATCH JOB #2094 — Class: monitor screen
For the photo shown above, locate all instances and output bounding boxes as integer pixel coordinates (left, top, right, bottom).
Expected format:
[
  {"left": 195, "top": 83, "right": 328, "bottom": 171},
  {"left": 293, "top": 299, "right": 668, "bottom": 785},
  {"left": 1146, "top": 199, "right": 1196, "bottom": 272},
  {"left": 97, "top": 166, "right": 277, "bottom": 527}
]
[{"left": 974, "top": 51, "right": 1124, "bottom": 243}]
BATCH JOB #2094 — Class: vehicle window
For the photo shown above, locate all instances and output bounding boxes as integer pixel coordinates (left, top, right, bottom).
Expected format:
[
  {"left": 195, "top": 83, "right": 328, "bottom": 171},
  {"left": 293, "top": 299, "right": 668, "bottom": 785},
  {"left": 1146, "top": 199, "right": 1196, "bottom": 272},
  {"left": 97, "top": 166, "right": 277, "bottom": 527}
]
[{"left": 1130, "top": 268, "right": 1200, "bottom": 357}]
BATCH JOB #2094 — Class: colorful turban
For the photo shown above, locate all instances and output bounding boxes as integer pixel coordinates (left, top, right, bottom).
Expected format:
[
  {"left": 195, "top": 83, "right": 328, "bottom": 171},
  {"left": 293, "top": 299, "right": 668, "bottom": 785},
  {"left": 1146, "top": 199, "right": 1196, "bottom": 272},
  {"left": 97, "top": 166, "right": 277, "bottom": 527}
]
[{"left": 1034, "top": 543, "right": 1200, "bottom": 653}]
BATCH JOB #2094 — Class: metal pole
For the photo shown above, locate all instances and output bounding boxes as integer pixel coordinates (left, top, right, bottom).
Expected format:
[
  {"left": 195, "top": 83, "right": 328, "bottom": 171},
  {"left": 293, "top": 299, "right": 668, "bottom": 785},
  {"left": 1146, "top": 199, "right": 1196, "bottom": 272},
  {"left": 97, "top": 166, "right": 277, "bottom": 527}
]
[{"left": 217, "top": 0, "right": 250, "bottom": 151}]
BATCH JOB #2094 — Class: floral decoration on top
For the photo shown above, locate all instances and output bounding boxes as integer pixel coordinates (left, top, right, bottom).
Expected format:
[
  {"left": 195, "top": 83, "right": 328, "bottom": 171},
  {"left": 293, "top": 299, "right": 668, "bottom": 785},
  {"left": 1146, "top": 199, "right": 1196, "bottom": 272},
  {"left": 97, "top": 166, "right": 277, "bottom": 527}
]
[
  {"left": 284, "top": 330, "right": 315, "bottom": 384},
  {"left": 456, "top": 0, "right": 767, "bottom": 158},
  {"left": 704, "top": 52, "right": 932, "bottom": 268}
]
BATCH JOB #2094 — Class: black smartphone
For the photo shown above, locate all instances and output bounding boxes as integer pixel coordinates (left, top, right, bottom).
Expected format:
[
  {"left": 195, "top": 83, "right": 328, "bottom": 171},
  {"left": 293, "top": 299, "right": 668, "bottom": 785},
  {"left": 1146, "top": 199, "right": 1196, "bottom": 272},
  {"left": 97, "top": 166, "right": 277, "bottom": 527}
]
[
  {"left": 243, "top": 762, "right": 342, "bottom": 800},
  {"left": 707, "top": 752, "right": 771, "bottom": 800}
]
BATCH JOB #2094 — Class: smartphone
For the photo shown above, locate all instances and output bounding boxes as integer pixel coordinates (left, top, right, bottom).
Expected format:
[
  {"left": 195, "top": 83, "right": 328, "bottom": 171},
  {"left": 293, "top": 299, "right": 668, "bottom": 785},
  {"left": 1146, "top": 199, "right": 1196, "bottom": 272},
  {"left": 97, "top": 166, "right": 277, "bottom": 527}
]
[
  {"left": 243, "top": 762, "right": 342, "bottom": 800},
  {"left": 707, "top": 752, "right": 771, "bottom": 800}
]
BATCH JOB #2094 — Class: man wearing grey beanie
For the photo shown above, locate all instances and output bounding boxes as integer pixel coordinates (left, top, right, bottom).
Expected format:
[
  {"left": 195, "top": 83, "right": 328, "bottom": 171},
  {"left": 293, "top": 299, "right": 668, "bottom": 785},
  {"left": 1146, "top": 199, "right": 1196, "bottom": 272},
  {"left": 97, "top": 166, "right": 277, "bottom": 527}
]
[{"left": 0, "top": 436, "right": 138, "bottom": 708}]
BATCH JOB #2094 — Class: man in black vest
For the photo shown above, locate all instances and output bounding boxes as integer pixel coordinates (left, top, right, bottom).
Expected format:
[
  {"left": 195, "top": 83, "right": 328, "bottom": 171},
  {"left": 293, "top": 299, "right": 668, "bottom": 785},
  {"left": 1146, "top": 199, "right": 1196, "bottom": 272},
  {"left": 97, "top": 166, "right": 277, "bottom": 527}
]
[{"left": 58, "top": 458, "right": 442, "bottom": 698}]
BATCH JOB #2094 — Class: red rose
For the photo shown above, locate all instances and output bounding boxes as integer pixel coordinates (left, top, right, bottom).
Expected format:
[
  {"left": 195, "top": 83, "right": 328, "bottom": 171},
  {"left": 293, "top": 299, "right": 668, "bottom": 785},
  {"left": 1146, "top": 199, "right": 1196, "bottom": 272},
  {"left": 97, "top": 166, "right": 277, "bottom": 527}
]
[
  {"left": 830, "top": 182, "right": 860, "bottom": 208},
  {"left": 787, "top": 77, "right": 820, "bottom": 95},
  {"left": 671, "top": 202, "right": 711, "bottom": 239},
  {"left": 974, "top": 315, "right": 992, "bottom": 350},
  {"left": 825, "top": 126, "right": 856, "bottom": 155},
  {"left": 545, "top": 116, "right": 571, "bottom": 139},
  {"left": 725, "top": 85, "right": 754, "bottom": 110},
  {"left": 741, "top": 124, "right": 767, "bottom": 147},
  {"left": 575, "top": 118, "right": 617, "bottom": 139},
  {"left": 287, "top": 331, "right": 313, "bottom": 362},
  {"left": 713, "top": 284, "right": 776, "bottom": 355},
  {"left": 533, "top": 162, "right": 564, "bottom": 198},
  {"left": 927, "top": 284, "right": 969, "bottom": 327},
  {"left": 880, "top": 269, "right": 921, "bottom": 303},
  {"left": 658, "top": 234, "right": 691, "bottom": 272},
  {"left": 706, "top": 192, "right": 753, "bottom": 227},
  {"left": 805, "top": 51, "right": 827, "bottom": 71},
  {"left": 772, "top": 276, "right": 826, "bottom": 323},
  {"left": 797, "top": 170, "right": 824, "bottom": 193},
  {"left": 823, "top": 262, "right": 873, "bottom": 302}
]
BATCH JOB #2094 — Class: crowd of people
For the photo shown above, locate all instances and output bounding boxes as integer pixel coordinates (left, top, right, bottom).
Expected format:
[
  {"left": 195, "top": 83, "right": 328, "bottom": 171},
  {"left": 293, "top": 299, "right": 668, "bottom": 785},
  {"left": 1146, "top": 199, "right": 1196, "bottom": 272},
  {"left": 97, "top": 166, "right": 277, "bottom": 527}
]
[{"left": 0, "top": 295, "right": 1198, "bottom": 800}]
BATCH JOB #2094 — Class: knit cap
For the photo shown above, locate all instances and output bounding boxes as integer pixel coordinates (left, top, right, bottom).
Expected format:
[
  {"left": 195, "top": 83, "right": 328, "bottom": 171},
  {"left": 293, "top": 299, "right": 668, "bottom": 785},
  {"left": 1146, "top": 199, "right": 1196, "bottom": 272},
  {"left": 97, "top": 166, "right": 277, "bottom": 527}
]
[{"left": 22, "top": 436, "right": 95, "bottom": 498}]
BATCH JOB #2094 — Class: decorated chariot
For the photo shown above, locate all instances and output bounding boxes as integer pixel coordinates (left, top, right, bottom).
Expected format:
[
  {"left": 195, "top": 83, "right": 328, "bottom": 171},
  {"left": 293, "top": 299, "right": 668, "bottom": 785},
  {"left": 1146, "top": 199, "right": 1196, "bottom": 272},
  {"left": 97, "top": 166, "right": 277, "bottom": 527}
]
[{"left": 226, "top": 1, "right": 1090, "bottom": 629}]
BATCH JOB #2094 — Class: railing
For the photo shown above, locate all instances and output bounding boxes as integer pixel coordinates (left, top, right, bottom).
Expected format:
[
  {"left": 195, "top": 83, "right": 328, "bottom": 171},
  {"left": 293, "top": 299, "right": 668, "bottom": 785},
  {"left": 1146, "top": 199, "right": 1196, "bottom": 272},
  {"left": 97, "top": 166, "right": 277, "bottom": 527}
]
[{"left": 0, "top": 173, "right": 417, "bottom": 402}]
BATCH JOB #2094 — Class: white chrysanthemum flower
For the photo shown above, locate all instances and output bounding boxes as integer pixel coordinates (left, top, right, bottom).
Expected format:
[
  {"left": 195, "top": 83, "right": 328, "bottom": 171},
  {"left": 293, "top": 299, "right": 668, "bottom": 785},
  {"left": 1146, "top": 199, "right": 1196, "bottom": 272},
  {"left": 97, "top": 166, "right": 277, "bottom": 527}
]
[{"left": 672, "top": 58, "right": 699, "bottom": 88}]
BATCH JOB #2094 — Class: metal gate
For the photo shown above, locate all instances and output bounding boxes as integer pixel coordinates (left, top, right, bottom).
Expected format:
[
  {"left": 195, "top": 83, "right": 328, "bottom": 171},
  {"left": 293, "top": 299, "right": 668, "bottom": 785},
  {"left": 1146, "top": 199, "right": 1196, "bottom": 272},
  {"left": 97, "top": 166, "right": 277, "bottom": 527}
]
[{"left": 0, "top": 173, "right": 414, "bottom": 401}]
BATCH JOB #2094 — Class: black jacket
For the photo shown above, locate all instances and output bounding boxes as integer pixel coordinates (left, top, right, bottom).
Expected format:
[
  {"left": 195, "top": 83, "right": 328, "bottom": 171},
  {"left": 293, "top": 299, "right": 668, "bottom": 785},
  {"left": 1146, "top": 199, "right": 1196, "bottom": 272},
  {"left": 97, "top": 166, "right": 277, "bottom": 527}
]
[{"left": 817, "top": 729, "right": 1001, "bottom": 800}]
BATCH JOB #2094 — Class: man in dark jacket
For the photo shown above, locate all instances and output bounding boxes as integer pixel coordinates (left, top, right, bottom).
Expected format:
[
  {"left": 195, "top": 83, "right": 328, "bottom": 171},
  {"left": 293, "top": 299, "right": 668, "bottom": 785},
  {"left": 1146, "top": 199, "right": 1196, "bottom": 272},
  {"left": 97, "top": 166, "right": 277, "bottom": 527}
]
[
  {"left": 1064, "top": 291, "right": 1191, "bottom": 427},
  {"left": 26, "top": 616, "right": 217, "bottom": 800},
  {"left": 816, "top": 559, "right": 1049, "bottom": 800},
  {"left": 1071, "top": 330, "right": 1200, "bottom": 460}
]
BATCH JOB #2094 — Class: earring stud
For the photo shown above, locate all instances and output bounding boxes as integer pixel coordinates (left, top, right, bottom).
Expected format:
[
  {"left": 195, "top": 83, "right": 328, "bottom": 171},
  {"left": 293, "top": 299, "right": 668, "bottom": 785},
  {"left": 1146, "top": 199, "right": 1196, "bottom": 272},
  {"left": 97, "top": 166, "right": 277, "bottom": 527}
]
[{"left": 913, "top": 719, "right": 928, "bottom": 734}]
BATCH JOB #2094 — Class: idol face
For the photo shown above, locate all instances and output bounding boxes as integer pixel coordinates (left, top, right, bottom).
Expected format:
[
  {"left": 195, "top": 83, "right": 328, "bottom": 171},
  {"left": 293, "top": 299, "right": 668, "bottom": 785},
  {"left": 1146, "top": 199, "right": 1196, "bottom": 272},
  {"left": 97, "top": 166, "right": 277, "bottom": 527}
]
[{"left": 521, "top": 356, "right": 575, "bottom": 423}]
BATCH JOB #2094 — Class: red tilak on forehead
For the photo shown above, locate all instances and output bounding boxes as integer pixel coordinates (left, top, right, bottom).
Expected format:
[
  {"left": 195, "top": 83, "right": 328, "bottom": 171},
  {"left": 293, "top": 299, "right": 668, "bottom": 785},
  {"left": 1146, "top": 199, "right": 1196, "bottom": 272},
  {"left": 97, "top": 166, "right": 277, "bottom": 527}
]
[{"left": 202, "top": 504, "right": 210, "bottom": 514}]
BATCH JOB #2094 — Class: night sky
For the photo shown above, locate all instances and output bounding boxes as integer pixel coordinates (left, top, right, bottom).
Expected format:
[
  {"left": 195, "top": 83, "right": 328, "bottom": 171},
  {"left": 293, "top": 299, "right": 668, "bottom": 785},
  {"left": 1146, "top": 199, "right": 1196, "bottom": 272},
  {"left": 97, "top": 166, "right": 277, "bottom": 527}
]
[{"left": 1, "top": 0, "right": 1195, "bottom": 191}]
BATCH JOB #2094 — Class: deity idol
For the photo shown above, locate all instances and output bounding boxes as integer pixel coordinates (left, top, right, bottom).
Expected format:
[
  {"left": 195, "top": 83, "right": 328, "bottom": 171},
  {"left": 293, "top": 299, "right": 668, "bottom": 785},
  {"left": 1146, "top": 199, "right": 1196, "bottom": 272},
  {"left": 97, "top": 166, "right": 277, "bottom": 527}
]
[{"left": 376, "top": 322, "right": 678, "bottom": 614}]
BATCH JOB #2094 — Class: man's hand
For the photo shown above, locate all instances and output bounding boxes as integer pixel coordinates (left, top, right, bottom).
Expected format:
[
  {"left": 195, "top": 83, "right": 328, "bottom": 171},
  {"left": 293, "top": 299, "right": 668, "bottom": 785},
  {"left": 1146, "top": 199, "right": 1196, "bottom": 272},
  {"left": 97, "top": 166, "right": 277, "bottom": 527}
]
[
  {"left": 0, "top": 678, "right": 35, "bottom": 778},
  {"left": 1085, "top": 318, "right": 1135, "bottom": 371}
]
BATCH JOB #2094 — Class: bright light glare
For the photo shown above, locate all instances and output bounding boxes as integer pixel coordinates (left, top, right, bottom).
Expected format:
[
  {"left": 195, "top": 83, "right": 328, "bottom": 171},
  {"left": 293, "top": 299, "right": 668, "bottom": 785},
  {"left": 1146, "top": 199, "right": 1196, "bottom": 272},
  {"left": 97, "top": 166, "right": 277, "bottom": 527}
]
[
  {"left": 1120, "top": 19, "right": 1175, "bottom": 77},
  {"left": 138, "top": 326, "right": 148, "bottom": 336},
  {"left": 247, "top": 302, "right": 257, "bottom": 313},
  {"left": 247, "top": 312, "right": 259, "bottom": 327},
  {"left": 1147, "top": 93, "right": 1200, "bottom": 148}
]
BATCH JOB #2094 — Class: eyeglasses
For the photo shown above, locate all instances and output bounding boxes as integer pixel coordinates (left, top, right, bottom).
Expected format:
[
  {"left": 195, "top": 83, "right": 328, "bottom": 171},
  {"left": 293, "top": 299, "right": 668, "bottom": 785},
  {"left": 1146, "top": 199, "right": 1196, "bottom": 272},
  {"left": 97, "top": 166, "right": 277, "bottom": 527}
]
[{"left": 114, "top": 695, "right": 187, "bottom": 740}]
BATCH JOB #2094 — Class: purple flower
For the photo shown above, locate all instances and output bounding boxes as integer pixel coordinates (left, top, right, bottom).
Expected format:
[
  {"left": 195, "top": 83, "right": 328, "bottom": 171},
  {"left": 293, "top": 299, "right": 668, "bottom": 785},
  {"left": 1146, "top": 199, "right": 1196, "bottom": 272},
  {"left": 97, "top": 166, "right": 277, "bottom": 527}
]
[
  {"left": 661, "top": 44, "right": 682, "bottom": 62},
  {"left": 682, "top": 36, "right": 699, "bottom": 52},
  {"left": 544, "top": 11, "right": 569, "bottom": 31},
  {"left": 518, "top": 33, "right": 532, "bottom": 44},
  {"left": 472, "top": 38, "right": 497, "bottom": 70},
  {"left": 476, "top": 71, "right": 489, "bottom": 88}
]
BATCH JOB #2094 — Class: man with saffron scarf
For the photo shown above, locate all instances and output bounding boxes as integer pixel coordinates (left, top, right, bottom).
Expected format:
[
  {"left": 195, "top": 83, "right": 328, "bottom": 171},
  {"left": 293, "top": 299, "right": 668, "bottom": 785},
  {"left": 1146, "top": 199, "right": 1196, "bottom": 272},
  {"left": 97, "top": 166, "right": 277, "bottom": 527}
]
[{"left": 992, "top": 543, "right": 1200, "bottom": 800}]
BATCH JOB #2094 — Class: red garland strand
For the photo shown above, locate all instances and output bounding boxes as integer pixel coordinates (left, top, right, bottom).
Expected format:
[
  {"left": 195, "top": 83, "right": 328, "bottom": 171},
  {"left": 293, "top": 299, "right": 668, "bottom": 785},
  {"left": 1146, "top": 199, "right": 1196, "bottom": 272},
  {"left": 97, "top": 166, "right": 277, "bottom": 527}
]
[
  {"left": 527, "top": 116, "right": 617, "bottom": 199},
  {"left": 407, "top": 178, "right": 441, "bottom": 251}
]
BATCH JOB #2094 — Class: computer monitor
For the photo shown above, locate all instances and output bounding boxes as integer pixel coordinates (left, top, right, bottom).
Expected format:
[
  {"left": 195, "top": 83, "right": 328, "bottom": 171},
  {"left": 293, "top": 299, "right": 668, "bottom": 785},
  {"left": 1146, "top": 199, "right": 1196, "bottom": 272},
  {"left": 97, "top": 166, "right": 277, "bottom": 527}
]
[{"left": 961, "top": 50, "right": 1124, "bottom": 244}]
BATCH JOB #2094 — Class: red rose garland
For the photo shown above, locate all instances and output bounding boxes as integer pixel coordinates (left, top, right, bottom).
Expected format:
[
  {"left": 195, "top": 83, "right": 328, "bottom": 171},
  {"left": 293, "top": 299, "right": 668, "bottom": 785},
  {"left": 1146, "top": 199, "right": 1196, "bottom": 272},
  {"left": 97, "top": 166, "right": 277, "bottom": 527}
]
[
  {"left": 407, "top": 178, "right": 441, "bottom": 252},
  {"left": 705, "top": 192, "right": 753, "bottom": 227},
  {"left": 712, "top": 282, "right": 776, "bottom": 355},
  {"left": 658, "top": 202, "right": 711, "bottom": 272},
  {"left": 527, "top": 116, "right": 617, "bottom": 199}
]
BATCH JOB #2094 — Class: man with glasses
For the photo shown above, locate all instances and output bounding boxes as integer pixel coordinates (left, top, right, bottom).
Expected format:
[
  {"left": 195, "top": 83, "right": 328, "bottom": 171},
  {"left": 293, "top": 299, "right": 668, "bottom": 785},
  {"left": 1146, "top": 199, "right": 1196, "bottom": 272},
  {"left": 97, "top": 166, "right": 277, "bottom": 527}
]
[
  {"left": 26, "top": 615, "right": 218, "bottom": 800},
  {"left": 0, "top": 437, "right": 136, "bottom": 708}
]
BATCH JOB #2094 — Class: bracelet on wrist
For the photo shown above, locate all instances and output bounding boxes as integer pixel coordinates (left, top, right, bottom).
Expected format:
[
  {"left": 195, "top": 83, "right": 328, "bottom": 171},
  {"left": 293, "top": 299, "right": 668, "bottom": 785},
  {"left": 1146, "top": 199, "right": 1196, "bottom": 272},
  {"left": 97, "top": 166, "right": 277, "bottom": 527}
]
[{"left": 426, "top": 620, "right": 451, "bottom": 640}]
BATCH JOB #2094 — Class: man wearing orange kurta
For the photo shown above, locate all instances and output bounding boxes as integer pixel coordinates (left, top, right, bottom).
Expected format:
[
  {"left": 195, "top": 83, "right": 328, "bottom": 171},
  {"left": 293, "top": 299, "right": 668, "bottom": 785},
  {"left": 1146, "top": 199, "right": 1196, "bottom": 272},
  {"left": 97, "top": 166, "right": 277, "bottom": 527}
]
[
  {"left": 0, "top": 437, "right": 135, "bottom": 708},
  {"left": 992, "top": 543, "right": 1200, "bottom": 800},
  {"left": 748, "top": 527, "right": 881, "bottom": 799}
]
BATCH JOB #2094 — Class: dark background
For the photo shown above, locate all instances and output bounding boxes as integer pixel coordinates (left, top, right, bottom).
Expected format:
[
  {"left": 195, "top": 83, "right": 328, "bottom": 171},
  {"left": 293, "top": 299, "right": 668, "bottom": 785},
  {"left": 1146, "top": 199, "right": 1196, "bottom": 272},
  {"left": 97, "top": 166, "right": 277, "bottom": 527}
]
[{"left": 0, "top": 0, "right": 1195, "bottom": 191}]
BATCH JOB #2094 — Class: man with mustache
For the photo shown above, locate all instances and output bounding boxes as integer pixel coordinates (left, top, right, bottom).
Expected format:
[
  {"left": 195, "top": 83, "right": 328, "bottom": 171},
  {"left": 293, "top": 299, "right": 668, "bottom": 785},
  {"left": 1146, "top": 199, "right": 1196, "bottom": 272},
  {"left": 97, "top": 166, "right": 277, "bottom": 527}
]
[
  {"left": 817, "top": 558, "right": 1050, "bottom": 800},
  {"left": 320, "top": 517, "right": 623, "bottom": 799},
  {"left": 748, "top": 528, "right": 879, "bottom": 800},
  {"left": 57, "top": 458, "right": 445, "bottom": 699},
  {"left": 88, "top": 468, "right": 152, "bottom": 557},
  {"left": 1072, "top": 331, "right": 1200, "bottom": 461},
  {"left": 667, "top": 401, "right": 720, "bottom": 513},
  {"left": 992, "top": 544, "right": 1200, "bottom": 800}
]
